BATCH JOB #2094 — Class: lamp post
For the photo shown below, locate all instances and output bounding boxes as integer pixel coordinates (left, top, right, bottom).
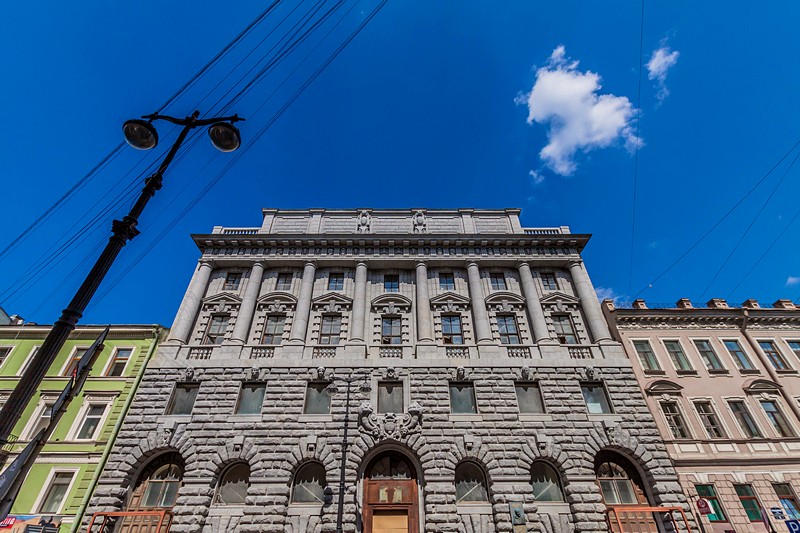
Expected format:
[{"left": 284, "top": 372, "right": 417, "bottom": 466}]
[{"left": 0, "top": 110, "right": 244, "bottom": 445}]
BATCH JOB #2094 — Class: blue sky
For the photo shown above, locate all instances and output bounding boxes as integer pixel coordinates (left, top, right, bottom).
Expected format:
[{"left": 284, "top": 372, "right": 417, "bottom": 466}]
[{"left": 1, "top": 1, "right": 799, "bottom": 326}]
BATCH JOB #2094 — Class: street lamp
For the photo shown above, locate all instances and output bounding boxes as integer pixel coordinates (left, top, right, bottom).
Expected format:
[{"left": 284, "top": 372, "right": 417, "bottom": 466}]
[{"left": 0, "top": 110, "right": 244, "bottom": 445}]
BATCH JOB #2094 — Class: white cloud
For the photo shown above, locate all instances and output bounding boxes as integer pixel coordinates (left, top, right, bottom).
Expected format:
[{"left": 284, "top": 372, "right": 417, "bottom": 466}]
[
  {"left": 529, "top": 169, "right": 545, "bottom": 185},
  {"left": 646, "top": 42, "right": 679, "bottom": 103},
  {"left": 519, "top": 46, "right": 641, "bottom": 175},
  {"left": 596, "top": 286, "right": 622, "bottom": 304},
  {"left": 786, "top": 276, "right": 800, "bottom": 287}
]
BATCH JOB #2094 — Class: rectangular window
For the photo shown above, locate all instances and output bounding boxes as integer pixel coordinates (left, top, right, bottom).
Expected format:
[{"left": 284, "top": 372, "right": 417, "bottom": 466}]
[
  {"left": 383, "top": 274, "right": 400, "bottom": 293},
  {"left": 0, "top": 347, "right": 12, "bottom": 368},
  {"left": 441, "top": 315, "right": 463, "bottom": 345},
  {"left": 62, "top": 347, "right": 88, "bottom": 377},
  {"left": 581, "top": 382, "right": 613, "bottom": 414},
  {"left": 696, "top": 485, "right": 726, "bottom": 522},
  {"left": 276, "top": 272, "right": 293, "bottom": 291},
  {"left": 235, "top": 383, "right": 266, "bottom": 415},
  {"left": 449, "top": 382, "right": 477, "bottom": 414},
  {"left": 327, "top": 272, "right": 344, "bottom": 291},
  {"left": 761, "top": 400, "right": 796, "bottom": 437},
  {"left": 694, "top": 340, "right": 725, "bottom": 371},
  {"left": 552, "top": 315, "right": 578, "bottom": 344},
  {"left": 106, "top": 348, "right": 132, "bottom": 377},
  {"left": 378, "top": 381, "right": 403, "bottom": 414},
  {"left": 789, "top": 341, "right": 800, "bottom": 362},
  {"left": 540, "top": 272, "right": 558, "bottom": 291},
  {"left": 660, "top": 401, "right": 690, "bottom": 439},
  {"left": 262, "top": 315, "right": 286, "bottom": 345},
  {"left": 694, "top": 401, "right": 726, "bottom": 439},
  {"left": 76, "top": 404, "right": 106, "bottom": 440},
  {"left": 759, "top": 341, "right": 791, "bottom": 370},
  {"left": 735, "top": 484, "right": 762, "bottom": 522},
  {"left": 27, "top": 402, "right": 54, "bottom": 439},
  {"left": 774, "top": 483, "right": 800, "bottom": 520},
  {"left": 166, "top": 384, "right": 199, "bottom": 415},
  {"left": 304, "top": 382, "right": 331, "bottom": 414},
  {"left": 224, "top": 272, "right": 242, "bottom": 291},
  {"left": 497, "top": 315, "right": 520, "bottom": 344},
  {"left": 439, "top": 272, "right": 455, "bottom": 291},
  {"left": 204, "top": 315, "right": 229, "bottom": 345},
  {"left": 489, "top": 272, "right": 507, "bottom": 291},
  {"left": 19, "top": 346, "right": 40, "bottom": 376},
  {"left": 728, "top": 400, "right": 763, "bottom": 438},
  {"left": 515, "top": 382, "right": 544, "bottom": 413},
  {"left": 319, "top": 315, "right": 342, "bottom": 345},
  {"left": 664, "top": 341, "right": 693, "bottom": 371},
  {"left": 381, "top": 317, "right": 402, "bottom": 345},
  {"left": 632, "top": 340, "right": 661, "bottom": 371},
  {"left": 724, "top": 340, "right": 755, "bottom": 371},
  {"left": 38, "top": 472, "right": 75, "bottom": 513}
]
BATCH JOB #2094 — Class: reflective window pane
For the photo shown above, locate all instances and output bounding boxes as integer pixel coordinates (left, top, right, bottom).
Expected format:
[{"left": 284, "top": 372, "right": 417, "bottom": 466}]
[
  {"left": 449, "top": 382, "right": 477, "bottom": 414},
  {"left": 581, "top": 382, "right": 612, "bottom": 414},
  {"left": 439, "top": 272, "right": 455, "bottom": 291},
  {"left": 304, "top": 382, "right": 331, "bottom": 414},
  {"left": 167, "top": 384, "right": 198, "bottom": 415},
  {"left": 77, "top": 404, "right": 106, "bottom": 439},
  {"left": 215, "top": 463, "right": 250, "bottom": 505},
  {"left": 235, "top": 383, "right": 265, "bottom": 415},
  {"left": 515, "top": 382, "right": 544, "bottom": 414},
  {"left": 378, "top": 381, "right": 403, "bottom": 414},
  {"left": 292, "top": 463, "right": 326, "bottom": 503},
  {"left": 39, "top": 472, "right": 74, "bottom": 513},
  {"left": 531, "top": 462, "right": 563, "bottom": 502},
  {"left": 455, "top": 462, "right": 489, "bottom": 502}
]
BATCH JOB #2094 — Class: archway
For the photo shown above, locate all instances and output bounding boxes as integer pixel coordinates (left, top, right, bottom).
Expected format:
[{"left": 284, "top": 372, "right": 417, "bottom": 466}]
[
  {"left": 121, "top": 452, "right": 184, "bottom": 532},
  {"left": 594, "top": 450, "right": 658, "bottom": 533},
  {"left": 363, "top": 452, "right": 419, "bottom": 533}
]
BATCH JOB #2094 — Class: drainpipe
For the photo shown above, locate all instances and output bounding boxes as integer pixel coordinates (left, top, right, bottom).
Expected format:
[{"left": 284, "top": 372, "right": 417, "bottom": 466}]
[{"left": 70, "top": 326, "right": 164, "bottom": 533}]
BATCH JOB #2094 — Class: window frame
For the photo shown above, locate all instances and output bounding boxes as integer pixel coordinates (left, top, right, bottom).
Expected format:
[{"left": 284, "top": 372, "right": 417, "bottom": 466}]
[
  {"left": 788, "top": 340, "right": 800, "bottom": 363},
  {"left": 60, "top": 346, "right": 90, "bottom": 377},
  {"left": 552, "top": 314, "right": 578, "bottom": 345},
  {"left": 262, "top": 314, "right": 287, "bottom": 345},
  {"left": 659, "top": 400, "right": 691, "bottom": 439},
  {"left": 291, "top": 462, "right": 327, "bottom": 504},
  {"left": 497, "top": 314, "right": 521, "bottom": 345},
  {"left": 327, "top": 272, "right": 344, "bottom": 291},
  {"left": 774, "top": 483, "right": 800, "bottom": 520},
  {"left": 449, "top": 381, "right": 478, "bottom": 414},
  {"left": 695, "top": 484, "right": 727, "bottom": 522},
  {"left": 212, "top": 462, "right": 250, "bottom": 506},
  {"left": 275, "top": 272, "right": 293, "bottom": 291},
  {"left": 103, "top": 346, "right": 134, "bottom": 377},
  {"left": 631, "top": 339, "right": 661, "bottom": 372},
  {"left": 692, "top": 339, "right": 726, "bottom": 372},
  {"left": 439, "top": 272, "right": 455, "bottom": 291},
  {"left": 303, "top": 382, "right": 332, "bottom": 415},
  {"left": 380, "top": 316, "right": 402, "bottom": 345},
  {"left": 224, "top": 272, "right": 242, "bottom": 291},
  {"left": 540, "top": 272, "right": 558, "bottom": 291},
  {"left": 383, "top": 274, "right": 400, "bottom": 293},
  {"left": 726, "top": 399, "right": 763, "bottom": 438},
  {"left": 69, "top": 401, "right": 111, "bottom": 441},
  {"left": 661, "top": 339, "right": 694, "bottom": 372},
  {"left": 204, "top": 315, "right": 230, "bottom": 345},
  {"left": 693, "top": 400, "right": 727, "bottom": 439},
  {"left": 454, "top": 461, "right": 490, "bottom": 503},
  {"left": 581, "top": 381, "right": 614, "bottom": 414},
  {"left": 489, "top": 272, "right": 507, "bottom": 291},
  {"left": 758, "top": 340, "right": 792, "bottom": 371},
  {"left": 531, "top": 460, "right": 564, "bottom": 502},
  {"left": 760, "top": 399, "right": 796, "bottom": 438},
  {"left": 165, "top": 383, "right": 200, "bottom": 416},
  {"left": 377, "top": 380, "right": 404, "bottom": 414},
  {"left": 34, "top": 469, "right": 79, "bottom": 515},
  {"left": 441, "top": 314, "right": 464, "bottom": 345},
  {"left": 319, "top": 314, "right": 342, "bottom": 345},
  {"left": 18, "top": 345, "right": 41, "bottom": 376},
  {"left": 515, "top": 381, "right": 545, "bottom": 414},
  {"left": 734, "top": 484, "right": 763, "bottom": 522},
  {"left": 722, "top": 339, "right": 756, "bottom": 371},
  {"left": 0, "top": 346, "right": 13, "bottom": 371},
  {"left": 21, "top": 397, "right": 56, "bottom": 440},
  {"left": 234, "top": 382, "right": 266, "bottom": 415}
]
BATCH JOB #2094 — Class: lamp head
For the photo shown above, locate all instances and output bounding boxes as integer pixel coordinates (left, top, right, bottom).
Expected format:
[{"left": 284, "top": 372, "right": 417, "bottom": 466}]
[
  {"left": 123, "top": 119, "right": 158, "bottom": 150},
  {"left": 208, "top": 122, "right": 241, "bottom": 152}
]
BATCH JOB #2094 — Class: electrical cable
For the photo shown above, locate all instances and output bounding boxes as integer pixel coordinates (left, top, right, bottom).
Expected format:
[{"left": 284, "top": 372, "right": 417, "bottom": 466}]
[{"left": 628, "top": 0, "right": 645, "bottom": 293}]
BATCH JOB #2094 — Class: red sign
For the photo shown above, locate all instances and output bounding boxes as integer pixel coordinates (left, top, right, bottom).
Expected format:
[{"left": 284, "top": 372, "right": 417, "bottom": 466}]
[
  {"left": 0, "top": 517, "right": 16, "bottom": 527},
  {"left": 697, "top": 498, "right": 712, "bottom": 515}
]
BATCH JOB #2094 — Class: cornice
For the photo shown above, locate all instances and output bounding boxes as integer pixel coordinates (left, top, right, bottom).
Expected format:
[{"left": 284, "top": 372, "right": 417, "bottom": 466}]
[
  {"left": 0, "top": 325, "right": 166, "bottom": 341},
  {"left": 612, "top": 308, "right": 800, "bottom": 330}
]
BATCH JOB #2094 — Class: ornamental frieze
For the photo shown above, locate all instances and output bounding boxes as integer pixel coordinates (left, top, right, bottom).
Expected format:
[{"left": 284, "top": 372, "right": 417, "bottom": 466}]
[
  {"left": 358, "top": 401, "right": 423, "bottom": 440},
  {"left": 202, "top": 244, "right": 580, "bottom": 259}
]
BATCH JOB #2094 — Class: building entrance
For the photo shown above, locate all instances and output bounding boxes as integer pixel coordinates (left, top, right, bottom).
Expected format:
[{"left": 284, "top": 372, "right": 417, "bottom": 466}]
[{"left": 363, "top": 453, "right": 419, "bottom": 533}]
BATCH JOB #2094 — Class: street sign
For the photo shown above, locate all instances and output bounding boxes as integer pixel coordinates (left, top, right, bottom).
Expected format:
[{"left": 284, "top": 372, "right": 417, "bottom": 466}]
[
  {"left": 771, "top": 507, "right": 786, "bottom": 520},
  {"left": 697, "top": 498, "right": 712, "bottom": 515},
  {"left": 785, "top": 519, "right": 800, "bottom": 533}
]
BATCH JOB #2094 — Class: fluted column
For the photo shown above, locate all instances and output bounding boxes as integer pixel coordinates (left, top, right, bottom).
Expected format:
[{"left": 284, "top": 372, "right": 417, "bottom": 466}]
[
  {"left": 466, "top": 261, "right": 493, "bottom": 344},
  {"left": 569, "top": 260, "right": 612, "bottom": 343},
  {"left": 415, "top": 261, "right": 434, "bottom": 344},
  {"left": 167, "top": 259, "right": 214, "bottom": 344},
  {"left": 517, "top": 262, "right": 555, "bottom": 344},
  {"left": 229, "top": 261, "right": 265, "bottom": 344},
  {"left": 348, "top": 261, "right": 368, "bottom": 344},
  {"left": 289, "top": 261, "right": 317, "bottom": 344}
]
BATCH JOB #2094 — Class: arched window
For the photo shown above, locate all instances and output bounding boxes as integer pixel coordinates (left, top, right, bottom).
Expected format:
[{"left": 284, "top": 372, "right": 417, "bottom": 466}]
[
  {"left": 531, "top": 461, "right": 564, "bottom": 502},
  {"left": 213, "top": 463, "right": 250, "bottom": 505},
  {"left": 454, "top": 462, "right": 489, "bottom": 503},
  {"left": 127, "top": 452, "right": 184, "bottom": 511},
  {"left": 594, "top": 451, "right": 649, "bottom": 506},
  {"left": 291, "top": 462, "right": 327, "bottom": 504}
]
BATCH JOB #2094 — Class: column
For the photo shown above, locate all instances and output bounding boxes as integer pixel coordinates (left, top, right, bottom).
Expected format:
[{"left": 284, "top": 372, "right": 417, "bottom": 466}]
[
  {"left": 517, "top": 262, "right": 555, "bottom": 344},
  {"left": 288, "top": 261, "right": 317, "bottom": 344},
  {"left": 167, "top": 259, "right": 213, "bottom": 344},
  {"left": 569, "top": 260, "right": 612, "bottom": 343},
  {"left": 348, "top": 261, "right": 368, "bottom": 344},
  {"left": 229, "top": 261, "right": 265, "bottom": 344},
  {"left": 415, "top": 262, "right": 434, "bottom": 344},
  {"left": 466, "top": 262, "right": 493, "bottom": 345}
]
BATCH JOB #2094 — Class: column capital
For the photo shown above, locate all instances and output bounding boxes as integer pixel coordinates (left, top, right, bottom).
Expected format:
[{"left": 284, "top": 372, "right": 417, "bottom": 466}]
[
  {"left": 199, "top": 258, "right": 215, "bottom": 268},
  {"left": 415, "top": 260, "right": 428, "bottom": 268},
  {"left": 355, "top": 260, "right": 369, "bottom": 268},
  {"left": 303, "top": 260, "right": 317, "bottom": 268},
  {"left": 465, "top": 260, "right": 480, "bottom": 269},
  {"left": 252, "top": 260, "right": 267, "bottom": 269},
  {"left": 516, "top": 261, "right": 532, "bottom": 271},
  {"left": 568, "top": 258, "right": 584, "bottom": 269}
]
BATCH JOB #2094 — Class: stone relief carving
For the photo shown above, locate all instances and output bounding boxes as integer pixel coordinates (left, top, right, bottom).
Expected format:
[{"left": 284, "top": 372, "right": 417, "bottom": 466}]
[
  {"left": 358, "top": 401, "right": 423, "bottom": 440},
  {"left": 412, "top": 210, "right": 427, "bottom": 233},
  {"left": 357, "top": 210, "right": 371, "bottom": 233}
]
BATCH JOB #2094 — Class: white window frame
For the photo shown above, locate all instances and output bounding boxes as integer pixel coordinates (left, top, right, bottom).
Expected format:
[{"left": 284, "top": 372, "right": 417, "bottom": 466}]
[
  {"left": 629, "top": 337, "right": 662, "bottom": 372},
  {"left": 659, "top": 338, "right": 695, "bottom": 372},
  {"left": 67, "top": 398, "right": 113, "bottom": 441},
  {"left": 689, "top": 337, "right": 727, "bottom": 372},
  {"left": 658, "top": 398, "right": 692, "bottom": 440},
  {"left": 32, "top": 468, "right": 80, "bottom": 514},
  {"left": 723, "top": 396, "right": 766, "bottom": 439},
  {"left": 0, "top": 345, "right": 15, "bottom": 371},
  {"left": 689, "top": 396, "right": 732, "bottom": 440},
  {"left": 758, "top": 395, "right": 799, "bottom": 438},
  {"left": 720, "top": 338, "right": 757, "bottom": 371},
  {"left": 18, "top": 345, "right": 41, "bottom": 376},
  {"left": 58, "top": 345, "right": 91, "bottom": 377},
  {"left": 20, "top": 395, "right": 59, "bottom": 440},
  {"left": 756, "top": 339, "right": 795, "bottom": 371},
  {"left": 100, "top": 346, "right": 136, "bottom": 377}
]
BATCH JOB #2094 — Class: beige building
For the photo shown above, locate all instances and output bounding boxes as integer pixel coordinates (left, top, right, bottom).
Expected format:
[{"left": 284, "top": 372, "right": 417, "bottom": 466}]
[{"left": 604, "top": 298, "right": 800, "bottom": 533}]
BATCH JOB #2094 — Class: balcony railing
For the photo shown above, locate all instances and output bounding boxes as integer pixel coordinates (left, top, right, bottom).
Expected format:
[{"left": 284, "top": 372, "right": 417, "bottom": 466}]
[
  {"left": 506, "top": 346, "right": 532, "bottom": 358},
  {"left": 187, "top": 346, "right": 213, "bottom": 360},
  {"left": 87, "top": 510, "right": 173, "bottom": 533},
  {"left": 312, "top": 346, "right": 337, "bottom": 358},
  {"left": 250, "top": 346, "right": 275, "bottom": 359},
  {"left": 221, "top": 228, "right": 258, "bottom": 235},
  {"left": 445, "top": 346, "right": 469, "bottom": 358},
  {"left": 379, "top": 346, "right": 403, "bottom": 358},
  {"left": 568, "top": 346, "right": 593, "bottom": 359},
  {"left": 606, "top": 505, "right": 689, "bottom": 533}
]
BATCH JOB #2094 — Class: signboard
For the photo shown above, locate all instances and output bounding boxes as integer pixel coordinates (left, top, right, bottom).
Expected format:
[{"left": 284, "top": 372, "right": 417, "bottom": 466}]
[
  {"left": 772, "top": 507, "right": 787, "bottom": 520},
  {"left": 786, "top": 519, "right": 800, "bottom": 533},
  {"left": 509, "top": 502, "right": 526, "bottom": 526},
  {"left": 697, "top": 498, "right": 712, "bottom": 515}
]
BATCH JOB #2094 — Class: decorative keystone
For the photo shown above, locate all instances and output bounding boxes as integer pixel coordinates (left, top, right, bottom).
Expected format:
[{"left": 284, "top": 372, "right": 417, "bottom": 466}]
[{"left": 359, "top": 401, "right": 423, "bottom": 440}]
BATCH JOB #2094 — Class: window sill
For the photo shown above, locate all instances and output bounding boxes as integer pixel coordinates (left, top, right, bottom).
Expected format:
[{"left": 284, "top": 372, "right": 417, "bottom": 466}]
[
  {"left": 676, "top": 369, "right": 698, "bottom": 376},
  {"left": 159, "top": 415, "right": 192, "bottom": 423},
  {"left": 707, "top": 369, "right": 730, "bottom": 375},
  {"left": 449, "top": 414, "right": 482, "bottom": 423},
  {"left": 739, "top": 369, "right": 761, "bottom": 375},
  {"left": 298, "top": 414, "right": 333, "bottom": 422},
  {"left": 287, "top": 503, "right": 326, "bottom": 516},
  {"left": 231, "top": 414, "right": 263, "bottom": 422},
  {"left": 535, "top": 502, "right": 570, "bottom": 513},
  {"left": 208, "top": 506, "right": 246, "bottom": 517},
  {"left": 775, "top": 369, "right": 799, "bottom": 374},
  {"left": 456, "top": 503, "right": 493, "bottom": 514},
  {"left": 519, "top": 413, "right": 550, "bottom": 422},
  {"left": 643, "top": 369, "right": 666, "bottom": 376},
  {"left": 588, "top": 413, "right": 622, "bottom": 421}
]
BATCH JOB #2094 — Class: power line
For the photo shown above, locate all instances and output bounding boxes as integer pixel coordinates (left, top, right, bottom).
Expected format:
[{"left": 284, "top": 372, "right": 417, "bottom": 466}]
[{"left": 628, "top": 0, "right": 645, "bottom": 293}]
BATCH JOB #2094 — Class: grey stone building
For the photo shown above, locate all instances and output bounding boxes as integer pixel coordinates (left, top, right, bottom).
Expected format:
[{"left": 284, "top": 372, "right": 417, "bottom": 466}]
[{"left": 85, "top": 208, "right": 694, "bottom": 533}]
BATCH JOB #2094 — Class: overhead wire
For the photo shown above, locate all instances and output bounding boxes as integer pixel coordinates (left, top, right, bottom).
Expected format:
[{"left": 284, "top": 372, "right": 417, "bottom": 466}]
[{"left": 628, "top": 0, "right": 645, "bottom": 293}]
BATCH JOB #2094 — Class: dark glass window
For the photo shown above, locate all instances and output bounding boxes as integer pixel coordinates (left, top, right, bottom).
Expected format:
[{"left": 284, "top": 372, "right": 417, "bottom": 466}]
[
  {"left": 378, "top": 381, "right": 403, "bottom": 414},
  {"left": 166, "top": 384, "right": 199, "bottom": 415},
  {"left": 497, "top": 315, "right": 520, "bottom": 344},
  {"left": 39, "top": 472, "right": 75, "bottom": 513},
  {"left": 327, "top": 273, "right": 344, "bottom": 291},
  {"left": 696, "top": 485, "right": 726, "bottom": 522},
  {"left": 552, "top": 315, "right": 578, "bottom": 344},
  {"left": 63, "top": 347, "right": 88, "bottom": 377},
  {"left": 789, "top": 341, "right": 800, "bottom": 362},
  {"left": 540, "top": 272, "right": 558, "bottom": 291},
  {"left": 759, "top": 341, "right": 790, "bottom": 370},
  {"left": 106, "top": 348, "right": 132, "bottom": 377},
  {"left": 76, "top": 404, "right": 106, "bottom": 440},
  {"left": 214, "top": 463, "right": 250, "bottom": 505},
  {"left": 531, "top": 462, "right": 563, "bottom": 502},
  {"left": 384, "top": 274, "right": 400, "bottom": 293},
  {"left": 735, "top": 484, "right": 762, "bottom": 522},
  {"left": 319, "top": 315, "right": 342, "bottom": 345},
  {"left": 204, "top": 315, "right": 229, "bottom": 345},
  {"left": 292, "top": 463, "right": 327, "bottom": 503},
  {"left": 276, "top": 272, "right": 293, "bottom": 291},
  {"left": 694, "top": 401, "right": 726, "bottom": 439},
  {"left": 224, "top": 272, "right": 242, "bottom": 291},
  {"left": 449, "top": 382, "right": 477, "bottom": 414},
  {"left": 632, "top": 340, "right": 660, "bottom": 371},
  {"left": 660, "top": 401, "right": 690, "bottom": 439},
  {"left": 235, "top": 383, "right": 265, "bottom": 415},
  {"left": 454, "top": 462, "right": 489, "bottom": 503},
  {"left": 694, "top": 340, "right": 725, "bottom": 371},
  {"left": 262, "top": 315, "right": 286, "bottom": 345},
  {"left": 489, "top": 273, "right": 507, "bottom": 291},
  {"left": 441, "top": 315, "right": 463, "bottom": 345},
  {"left": 439, "top": 272, "right": 455, "bottom": 291},
  {"left": 728, "top": 400, "right": 762, "bottom": 438},
  {"left": 381, "top": 317, "right": 402, "bottom": 345},
  {"left": 581, "top": 382, "right": 612, "bottom": 414},
  {"left": 774, "top": 483, "right": 800, "bottom": 520},
  {"left": 515, "top": 382, "right": 544, "bottom": 413},
  {"left": 304, "top": 382, "right": 331, "bottom": 415},
  {"left": 761, "top": 400, "right": 796, "bottom": 437},
  {"left": 664, "top": 340, "right": 693, "bottom": 371},
  {"left": 724, "top": 340, "right": 754, "bottom": 370}
]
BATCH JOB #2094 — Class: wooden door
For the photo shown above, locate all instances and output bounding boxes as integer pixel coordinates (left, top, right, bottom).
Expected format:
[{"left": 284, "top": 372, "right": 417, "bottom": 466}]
[
  {"left": 364, "top": 454, "right": 418, "bottom": 533},
  {"left": 596, "top": 457, "right": 659, "bottom": 533}
]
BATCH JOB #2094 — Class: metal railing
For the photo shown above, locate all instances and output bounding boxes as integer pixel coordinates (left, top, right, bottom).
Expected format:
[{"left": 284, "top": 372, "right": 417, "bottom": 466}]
[
  {"left": 221, "top": 228, "right": 258, "bottom": 235},
  {"left": 87, "top": 510, "right": 173, "bottom": 533}
]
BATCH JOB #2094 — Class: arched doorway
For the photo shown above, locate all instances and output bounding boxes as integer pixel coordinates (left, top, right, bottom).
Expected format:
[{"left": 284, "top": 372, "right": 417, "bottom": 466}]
[
  {"left": 594, "top": 450, "right": 658, "bottom": 533},
  {"left": 363, "top": 452, "right": 419, "bottom": 533},
  {"left": 122, "top": 452, "right": 184, "bottom": 532}
]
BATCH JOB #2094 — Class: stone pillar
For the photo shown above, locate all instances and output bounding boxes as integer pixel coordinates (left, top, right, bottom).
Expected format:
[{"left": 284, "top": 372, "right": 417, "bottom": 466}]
[
  {"left": 517, "top": 262, "right": 555, "bottom": 344},
  {"left": 415, "top": 262, "right": 434, "bottom": 344},
  {"left": 167, "top": 259, "right": 213, "bottom": 344},
  {"left": 349, "top": 261, "right": 368, "bottom": 344},
  {"left": 229, "top": 261, "right": 265, "bottom": 344},
  {"left": 288, "top": 261, "right": 317, "bottom": 344},
  {"left": 569, "top": 259, "right": 612, "bottom": 343},
  {"left": 466, "top": 262, "right": 493, "bottom": 345}
]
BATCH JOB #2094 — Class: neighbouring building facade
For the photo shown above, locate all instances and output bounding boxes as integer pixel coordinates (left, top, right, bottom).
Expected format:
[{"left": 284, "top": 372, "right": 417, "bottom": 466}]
[
  {"left": 85, "top": 208, "right": 695, "bottom": 533},
  {"left": 604, "top": 298, "right": 800, "bottom": 533},
  {"left": 0, "top": 323, "right": 165, "bottom": 532}
]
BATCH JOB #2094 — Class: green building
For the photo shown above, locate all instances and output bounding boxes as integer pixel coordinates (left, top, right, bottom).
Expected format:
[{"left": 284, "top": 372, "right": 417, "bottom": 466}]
[{"left": 0, "top": 322, "right": 165, "bottom": 532}]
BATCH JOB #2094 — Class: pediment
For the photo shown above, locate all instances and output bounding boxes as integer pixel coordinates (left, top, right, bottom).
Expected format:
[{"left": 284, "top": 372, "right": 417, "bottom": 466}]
[
  {"left": 257, "top": 291, "right": 297, "bottom": 312},
  {"left": 202, "top": 292, "right": 242, "bottom": 304},
  {"left": 312, "top": 292, "right": 353, "bottom": 312},
  {"left": 539, "top": 291, "right": 580, "bottom": 305},
  {"left": 429, "top": 291, "right": 471, "bottom": 312},
  {"left": 485, "top": 291, "right": 526, "bottom": 311},
  {"left": 743, "top": 378, "right": 781, "bottom": 394},
  {"left": 371, "top": 293, "right": 412, "bottom": 314},
  {"left": 644, "top": 379, "right": 683, "bottom": 395}
]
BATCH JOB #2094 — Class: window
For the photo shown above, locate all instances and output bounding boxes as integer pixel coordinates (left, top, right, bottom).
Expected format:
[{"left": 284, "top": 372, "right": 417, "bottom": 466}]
[
  {"left": 497, "top": 315, "right": 520, "bottom": 344},
  {"left": 276, "top": 272, "right": 293, "bottom": 291},
  {"left": 552, "top": 315, "right": 578, "bottom": 344},
  {"left": 774, "top": 483, "right": 800, "bottom": 520},
  {"left": 632, "top": 340, "right": 660, "bottom": 371},
  {"left": 449, "top": 382, "right": 477, "bottom": 414},
  {"left": 695, "top": 485, "right": 726, "bottom": 522},
  {"left": 441, "top": 315, "right": 463, "bottom": 345},
  {"left": 62, "top": 347, "right": 88, "bottom": 377},
  {"left": 304, "top": 382, "right": 331, "bottom": 414},
  {"left": 664, "top": 340, "right": 693, "bottom": 371},
  {"left": 327, "top": 272, "right": 344, "bottom": 291},
  {"left": 26, "top": 401, "right": 53, "bottom": 439},
  {"left": 660, "top": 401, "right": 690, "bottom": 439},
  {"left": 694, "top": 401, "right": 726, "bottom": 439},
  {"left": 0, "top": 347, "right": 11, "bottom": 368},
  {"left": 214, "top": 463, "right": 250, "bottom": 505},
  {"left": 166, "top": 384, "right": 199, "bottom": 415},
  {"left": 262, "top": 315, "right": 286, "bottom": 345},
  {"left": 531, "top": 462, "right": 564, "bottom": 502},
  {"left": 235, "top": 383, "right": 265, "bottom": 415},
  {"left": 581, "top": 382, "right": 612, "bottom": 414},
  {"left": 19, "top": 346, "right": 40, "bottom": 376},
  {"left": 760, "top": 400, "right": 796, "bottom": 437},
  {"left": 383, "top": 274, "right": 399, "bottom": 293},
  {"left": 319, "top": 315, "right": 342, "bottom": 345},
  {"left": 106, "top": 348, "right": 133, "bottom": 377},
  {"left": 76, "top": 404, "right": 106, "bottom": 440},
  {"left": 759, "top": 341, "right": 791, "bottom": 370},
  {"left": 540, "top": 272, "right": 558, "bottom": 291},
  {"left": 789, "top": 341, "right": 800, "bottom": 362},
  {"left": 378, "top": 381, "right": 403, "bottom": 414},
  {"left": 489, "top": 272, "right": 507, "bottom": 291},
  {"left": 694, "top": 340, "right": 725, "bottom": 371},
  {"left": 204, "top": 315, "right": 230, "bottom": 345},
  {"left": 141, "top": 463, "right": 183, "bottom": 508},
  {"left": 515, "top": 382, "right": 544, "bottom": 414},
  {"left": 291, "top": 462, "right": 327, "bottom": 503},
  {"left": 439, "top": 272, "right": 455, "bottom": 291},
  {"left": 596, "top": 461, "right": 638, "bottom": 505},
  {"left": 735, "top": 484, "right": 762, "bottom": 522},
  {"left": 728, "top": 400, "right": 762, "bottom": 438},
  {"left": 381, "top": 317, "right": 402, "bottom": 345},
  {"left": 38, "top": 471, "right": 75, "bottom": 513},
  {"left": 724, "top": 340, "right": 755, "bottom": 371},
  {"left": 454, "top": 462, "right": 489, "bottom": 503},
  {"left": 224, "top": 272, "right": 242, "bottom": 291}
]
